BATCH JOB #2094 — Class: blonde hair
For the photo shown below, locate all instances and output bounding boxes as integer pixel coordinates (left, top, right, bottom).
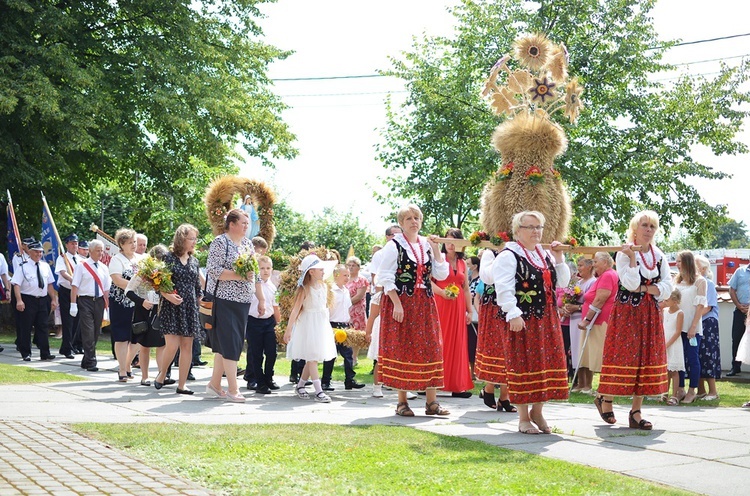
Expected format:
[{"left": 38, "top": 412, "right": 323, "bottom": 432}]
[
  {"left": 258, "top": 255, "right": 272, "bottom": 266},
  {"left": 625, "top": 210, "right": 659, "bottom": 243},
  {"left": 396, "top": 204, "right": 423, "bottom": 225},
  {"left": 333, "top": 263, "right": 348, "bottom": 277},
  {"left": 694, "top": 254, "right": 713, "bottom": 281},
  {"left": 669, "top": 288, "right": 682, "bottom": 303},
  {"left": 511, "top": 211, "right": 546, "bottom": 238},
  {"left": 675, "top": 250, "right": 698, "bottom": 285},
  {"left": 114, "top": 228, "right": 136, "bottom": 250}
]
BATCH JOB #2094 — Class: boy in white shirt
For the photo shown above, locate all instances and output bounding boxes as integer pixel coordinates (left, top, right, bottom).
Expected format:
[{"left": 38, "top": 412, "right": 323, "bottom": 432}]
[
  {"left": 246, "top": 255, "right": 281, "bottom": 395},
  {"left": 321, "top": 264, "right": 366, "bottom": 391}
]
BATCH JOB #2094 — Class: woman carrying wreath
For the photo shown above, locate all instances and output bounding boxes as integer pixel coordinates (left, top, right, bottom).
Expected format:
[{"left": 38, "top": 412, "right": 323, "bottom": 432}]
[
  {"left": 595, "top": 210, "right": 671, "bottom": 430},
  {"left": 377, "top": 204, "right": 450, "bottom": 417},
  {"left": 491, "top": 210, "right": 570, "bottom": 434}
]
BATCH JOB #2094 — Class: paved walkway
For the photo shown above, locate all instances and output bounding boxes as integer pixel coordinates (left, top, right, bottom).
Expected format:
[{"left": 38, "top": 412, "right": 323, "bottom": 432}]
[{"left": 2, "top": 347, "right": 750, "bottom": 495}]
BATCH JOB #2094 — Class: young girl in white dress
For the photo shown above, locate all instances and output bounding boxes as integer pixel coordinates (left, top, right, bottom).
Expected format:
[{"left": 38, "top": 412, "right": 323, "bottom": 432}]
[
  {"left": 284, "top": 254, "right": 337, "bottom": 403},
  {"left": 663, "top": 289, "right": 685, "bottom": 405}
]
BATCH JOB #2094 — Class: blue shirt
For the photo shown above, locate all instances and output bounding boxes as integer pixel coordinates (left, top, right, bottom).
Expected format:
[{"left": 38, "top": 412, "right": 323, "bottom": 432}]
[
  {"left": 702, "top": 279, "right": 719, "bottom": 322},
  {"left": 729, "top": 265, "right": 750, "bottom": 305}
]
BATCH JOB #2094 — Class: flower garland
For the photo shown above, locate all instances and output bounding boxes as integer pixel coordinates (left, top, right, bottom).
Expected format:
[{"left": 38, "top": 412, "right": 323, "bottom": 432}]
[
  {"left": 525, "top": 166, "right": 545, "bottom": 184},
  {"left": 498, "top": 162, "right": 514, "bottom": 181}
]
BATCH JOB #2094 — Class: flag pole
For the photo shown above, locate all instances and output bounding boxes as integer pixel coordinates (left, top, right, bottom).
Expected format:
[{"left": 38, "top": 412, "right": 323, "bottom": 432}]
[
  {"left": 6, "top": 190, "right": 22, "bottom": 253},
  {"left": 40, "top": 191, "right": 73, "bottom": 275}
]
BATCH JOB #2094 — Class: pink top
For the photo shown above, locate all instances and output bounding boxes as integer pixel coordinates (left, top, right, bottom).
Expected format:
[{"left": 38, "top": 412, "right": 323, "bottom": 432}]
[
  {"left": 581, "top": 268, "right": 619, "bottom": 325},
  {"left": 346, "top": 276, "right": 368, "bottom": 330}
]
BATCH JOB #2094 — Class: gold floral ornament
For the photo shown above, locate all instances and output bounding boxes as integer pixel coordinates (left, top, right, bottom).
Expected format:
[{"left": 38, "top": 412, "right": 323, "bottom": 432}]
[
  {"left": 563, "top": 78, "right": 584, "bottom": 123},
  {"left": 544, "top": 43, "right": 569, "bottom": 83},
  {"left": 515, "top": 34, "right": 552, "bottom": 72},
  {"left": 507, "top": 70, "right": 532, "bottom": 94},
  {"left": 529, "top": 77, "right": 556, "bottom": 104}
]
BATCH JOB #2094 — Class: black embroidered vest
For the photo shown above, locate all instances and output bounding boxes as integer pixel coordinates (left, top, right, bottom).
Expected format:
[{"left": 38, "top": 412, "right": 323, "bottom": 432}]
[
  {"left": 393, "top": 239, "right": 433, "bottom": 297},
  {"left": 498, "top": 248, "right": 557, "bottom": 320},
  {"left": 616, "top": 258, "right": 662, "bottom": 307},
  {"left": 480, "top": 282, "right": 496, "bottom": 306}
]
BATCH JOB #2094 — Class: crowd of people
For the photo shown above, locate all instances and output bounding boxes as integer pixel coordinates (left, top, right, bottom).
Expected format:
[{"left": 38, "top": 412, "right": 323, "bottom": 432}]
[{"left": 2, "top": 205, "right": 750, "bottom": 420}]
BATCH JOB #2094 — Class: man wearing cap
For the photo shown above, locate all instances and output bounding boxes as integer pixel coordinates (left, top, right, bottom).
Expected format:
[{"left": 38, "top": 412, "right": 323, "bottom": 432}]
[
  {"left": 11, "top": 241, "right": 59, "bottom": 361},
  {"left": 11, "top": 236, "right": 36, "bottom": 351},
  {"left": 77, "top": 240, "right": 90, "bottom": 258},
  {"left": 56, "top": 234, "right": 83, "bottom": 359},
  {"left": 70, "top": 239, "right": 111, "bottom": 372}
]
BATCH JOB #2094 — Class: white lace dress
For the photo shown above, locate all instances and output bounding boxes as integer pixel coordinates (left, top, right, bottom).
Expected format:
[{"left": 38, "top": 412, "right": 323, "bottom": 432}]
[{"left": 286, "top": 283, "right": 337, "bottom": 362}]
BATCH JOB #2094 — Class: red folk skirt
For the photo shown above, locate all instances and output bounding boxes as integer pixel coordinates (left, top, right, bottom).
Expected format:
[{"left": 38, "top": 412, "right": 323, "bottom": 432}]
[
  {"left": 378, "top": 288, "right": 445, "bottom": 391},
  {"left": 501, "top": 298, "right": 569, "bottom": 404},
  {"left": 474, "top": 301, "right": 507, "bottom": 385},
  {"left": 598, "top": 296, "right": 668, "bottom": 397}
]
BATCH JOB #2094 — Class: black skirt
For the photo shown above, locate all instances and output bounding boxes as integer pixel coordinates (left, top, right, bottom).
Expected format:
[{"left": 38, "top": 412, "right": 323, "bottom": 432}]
[{"left": 209, "top": 297, "right": 250, "bottom": 361}]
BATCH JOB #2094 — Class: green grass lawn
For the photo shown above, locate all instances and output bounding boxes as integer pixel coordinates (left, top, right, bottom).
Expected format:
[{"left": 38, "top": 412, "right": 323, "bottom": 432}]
[
  {"left": 0, "top": 362, "right": 85, "bottom": 384},
  {"left": 73, "top": 423, "right": 692, "bottom": 496}
]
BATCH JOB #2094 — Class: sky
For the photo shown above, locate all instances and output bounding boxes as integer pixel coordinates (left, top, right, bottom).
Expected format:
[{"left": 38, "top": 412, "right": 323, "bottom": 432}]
[{"left": 239, "top": 0, "right": 750, "bottom": 239}]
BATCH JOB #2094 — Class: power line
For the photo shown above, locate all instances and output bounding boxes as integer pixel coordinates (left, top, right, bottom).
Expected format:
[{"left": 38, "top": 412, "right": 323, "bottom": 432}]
[
  {"left": 280, "top": 90, "right": 406, "bottom": 98},
  {"left": 673, "top": 53, "right": 749, "bottom": 66},
  {"left": 667, "top": 32, "right": 750, "bottom": 48},
  {"left": 273, "top": 74, "right": 385, "bottom": 82}
]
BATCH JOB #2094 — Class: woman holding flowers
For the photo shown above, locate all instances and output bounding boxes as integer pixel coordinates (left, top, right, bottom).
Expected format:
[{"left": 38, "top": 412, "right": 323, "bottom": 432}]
[
  {"left": 126, "top": 244, "right": 169, "bottom": 386},
  {"left": 492, "top": 211, "right": 570, "bottom": 434},
  {"left": 431, "top": 228, "right": 475, "bottom": 398},
  {"left": 205, "top": 209, "right": 264, "bottom": 402},
  {"left": 109, "top": 228, "right": 144, "bottom": 382},
  {"left": 562, "top": 257, "right": 596, "bottom": 392},
  {"left": 154, "top": 224, "right": 203, "bottom": 394},
  {"left": 378, "top": 204, "right": 450, "bottom": 417}
]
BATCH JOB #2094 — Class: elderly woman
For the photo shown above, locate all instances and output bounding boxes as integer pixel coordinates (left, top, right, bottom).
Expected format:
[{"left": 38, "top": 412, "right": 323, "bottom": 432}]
[
  {"left": 673, "top": 251, "right": 707, "bottom": 404},
  {"left": 108, "top": 228, "right": 143, "bottom": 382},
  {"left": 492, "top": 211, "right": 570, "bottom": 434},
  {"left": 596, "top": 210, "right": 672, "bottom": 430},
  {"left": 576, "top": 252, "right": 618, "bottom": 394},
  {"left": 346, "top": 256, "right": 368, "bottom": 364},
  {"left": 154, "top": 225, "right": 203, "bottom": 394},
  {"left": 563, "top": 257, "right": 597, "bottom": 392},
  {"left": 204, "top": 209, "right": 265, "bottom": 402},
  {"left": 694, "top": 255, "right": 721, "bottom": 400},
  {"left": 431, "top": 228, "right": 475, "bottom": 398},
  {"left": 125, "top": 245, "right": 168, "bottom": 386},
  {"left": 377, "top": 204, "right": 450, "bottom": 417}
]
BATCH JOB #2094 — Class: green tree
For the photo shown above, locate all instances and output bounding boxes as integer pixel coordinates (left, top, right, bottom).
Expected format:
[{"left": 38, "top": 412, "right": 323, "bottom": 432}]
[
  {"left": 711, "top": 219, "right": 749, "bottom": 249},
  {"left": 0, "top": 0, "right": 296, "bottom": 247},
  {"left": 377, "top": 0, "right": 749, "bottom": 241}
]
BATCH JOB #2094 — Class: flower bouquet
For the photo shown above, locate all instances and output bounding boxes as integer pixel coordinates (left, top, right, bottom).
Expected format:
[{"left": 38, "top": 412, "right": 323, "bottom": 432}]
[
  {"left": 444, "top": 283, "right": 460, "bottom": 299},
  {"left": 137, "top": 256, "right": 175, "bottom": 293},
  {"left": 562, "top": 284, "right": 582, "bottom": 305},
  {"left": 334, "top": 329, "right": 348, "bottom": 344},
  {"left": 234, "top": 251, "right": 260, "bottom": 280}
]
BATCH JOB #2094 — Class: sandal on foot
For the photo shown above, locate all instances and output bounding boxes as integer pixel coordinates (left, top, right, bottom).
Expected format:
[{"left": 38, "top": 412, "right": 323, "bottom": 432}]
[
  {"left": 703, "top": 394, "right": 719, "bottom": 401},
  {"left": 395, "top": 402, "right": 414, "bottom": 417},
  {"left": 629, "top": 409, "right": 653, "bottom": 430},
  {"left": 497, "top": 399, "right": 517, "bottom": 413},
  {"left": 480, "top": 387, "right": 497, "bottom": 409},
  {"left": 518, "top": 421, "right": 541, "bottom": 435},
  {"left": 742, "top": 401, "right": 750, "bottom": 408},
  {"left": 295, "top": 386, "right": 310, "bottom": 399},
  {"left": 314, "top": 391, "right": 331, "bottom": 403},
  {"left": 139, "top": 380, "right": 151, "bottom": 386},
  {"left": 666, "top": 396, "right": 679, "bottom": 406},
  {"left": 425, "top": 401, "right": 450, "bottom": 416},
  {"left": 594, "top": 396, "right": 616, "bottom": 424}
]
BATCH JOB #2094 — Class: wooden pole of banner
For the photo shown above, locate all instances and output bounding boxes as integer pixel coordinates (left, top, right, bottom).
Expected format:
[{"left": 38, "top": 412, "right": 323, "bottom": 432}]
[
  {"left": 6, "top": 190, "right": 22, "bottom": 255},
  {"left": 431, "top": 237, "right": 647, "bottom": 254},
  {"left": 40, "top": 192, "right": 73, "bottom": 275},
  {"left": 89, "top": 223, "right": 117, "bottom": 245}
]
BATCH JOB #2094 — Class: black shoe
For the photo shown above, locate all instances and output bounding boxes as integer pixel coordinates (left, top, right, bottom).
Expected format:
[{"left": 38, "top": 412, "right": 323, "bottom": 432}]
[
  {"left": 321, "top": 383, "right": 335, "bottom": 391},
  {"left": 86, "top": 367, "right": 99, "bottom": 372},
  {"left": 727, "top": 368, "right": 741, "bottom": 377},
  {"left": 451, "top": 391, "right": 473, "bottom": 398},
  {"left": 187, "top": 373, "right": 196, "bottom": 381},
  {"left": 176, "top": 388, "right": 194, "bottom": 395},
  {"left": 246, "top": 382, "right": 258, "bottom": 390},
  {"left": 41, "top": 355, "right": 56, "bottom": 361},
  {"left": 164, "top": 378, "right": 176, "bottom": 385},
  {"left": 289, "top": 375, "right": 299, "bottom": 384},
  {"left": 22, "top": 356, "right": 31, "bottom": 362},
  {"left": 75, "top": 348, "right": 84, "bottom": 354},
  {"left": 154, "top": 381, "right": 164, "bottom": 390},
  {"left": 345, "top": 380, "right": 366, "bottom": 390},
  {"left": 256, "top": 385, "right": 272, "bottom": 394},
  {"left": 268, "top": 381, "right": 280, "bottom": 390},
  {"left": 192, "top": 360, "right": 208, "bottom": 367},
  {"left": 236, "top": 368, "right": 245, "bottom": 377},
  {"left": 0, "top": 346, "right": 4, "bottom": 352},
  {"left": 64, "top": 354, "right": 75, "bottom": 359}
]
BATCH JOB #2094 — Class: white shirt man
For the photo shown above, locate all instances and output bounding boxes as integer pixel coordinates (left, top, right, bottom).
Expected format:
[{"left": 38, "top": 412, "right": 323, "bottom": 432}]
[{"left": 55, "top": 234, "right": 83, "bottom": 358}]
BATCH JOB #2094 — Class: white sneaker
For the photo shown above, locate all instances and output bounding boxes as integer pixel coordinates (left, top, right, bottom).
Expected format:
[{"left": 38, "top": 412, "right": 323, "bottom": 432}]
[
  {"left": 406, "top": 391, "right": 417, "bottom": 400},
  {"left": 314, "top": 391, "right": 331, "bottom": 403},
  {"left": 372, "top": 385, "right": 383, "bottom": 398}
]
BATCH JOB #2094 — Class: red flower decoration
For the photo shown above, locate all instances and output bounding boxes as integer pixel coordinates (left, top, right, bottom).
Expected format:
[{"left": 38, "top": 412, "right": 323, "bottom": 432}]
[{"left": 498, "top": 231, "right": 511, "bottom": 242}]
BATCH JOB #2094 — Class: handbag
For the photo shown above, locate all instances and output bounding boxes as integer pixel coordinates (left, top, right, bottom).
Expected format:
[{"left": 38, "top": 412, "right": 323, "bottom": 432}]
[
  {"left": 199, "top": 236, "right": 229, "bottom": 332},
  {"left": 131, "top": 321, "right": 149, "bottom": 335}
]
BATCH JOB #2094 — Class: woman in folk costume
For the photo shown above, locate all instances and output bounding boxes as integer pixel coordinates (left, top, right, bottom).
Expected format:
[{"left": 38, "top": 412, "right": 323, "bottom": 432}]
[
  {"left": 595, "top": 210, "right": 672, "bottom": 430},
  {"left": 377, "top": 204, "right": 450, "bottom": 417},
  {"left": 491, "top": 211, "right": 570, "bottom": 434}
]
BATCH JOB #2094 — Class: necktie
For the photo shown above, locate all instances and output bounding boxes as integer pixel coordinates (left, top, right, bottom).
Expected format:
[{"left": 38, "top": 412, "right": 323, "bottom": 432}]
[
  {"left": 72, "top": 255, "right": 77, "bottom": 265},
  {"left": 36, "top": 262, "right": 44, "bottom": 289},
  {"left": 93, "top": 262, "right": 100, "bottom": 297}
]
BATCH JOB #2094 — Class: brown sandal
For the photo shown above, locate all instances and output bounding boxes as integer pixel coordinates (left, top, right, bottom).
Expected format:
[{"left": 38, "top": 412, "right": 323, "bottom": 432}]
[
  {"left": 425, "top": 401, "right": 450, "bottom": 416},
  {"left": 395, "top": 402, "right": 414, "bottom": 417},
  {"left": 629, "top": 409, "right": 652, "bottom": 430},
  {"left": 595, "top": 396, "right": 616, "bottom": 424}
]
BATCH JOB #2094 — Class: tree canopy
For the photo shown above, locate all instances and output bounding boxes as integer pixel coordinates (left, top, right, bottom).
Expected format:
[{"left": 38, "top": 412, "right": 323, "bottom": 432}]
[
  {"left": 377, "top": 0, "right": 749, "bottom": 241},
  {"left": 1, "top": 0, "right": 296, "bottom": 245}
]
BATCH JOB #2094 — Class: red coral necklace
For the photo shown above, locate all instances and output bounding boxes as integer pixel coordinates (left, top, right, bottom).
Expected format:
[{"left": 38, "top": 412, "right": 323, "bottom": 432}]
[
  {"left": 405, "top": 236, "right": 425, "bottom": 285},
  {"left": 638, "top": 244, "right": 657, "bottom": 271},
  {"left": 520, "top": 244, "right": 547, "bottom": 271}
]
